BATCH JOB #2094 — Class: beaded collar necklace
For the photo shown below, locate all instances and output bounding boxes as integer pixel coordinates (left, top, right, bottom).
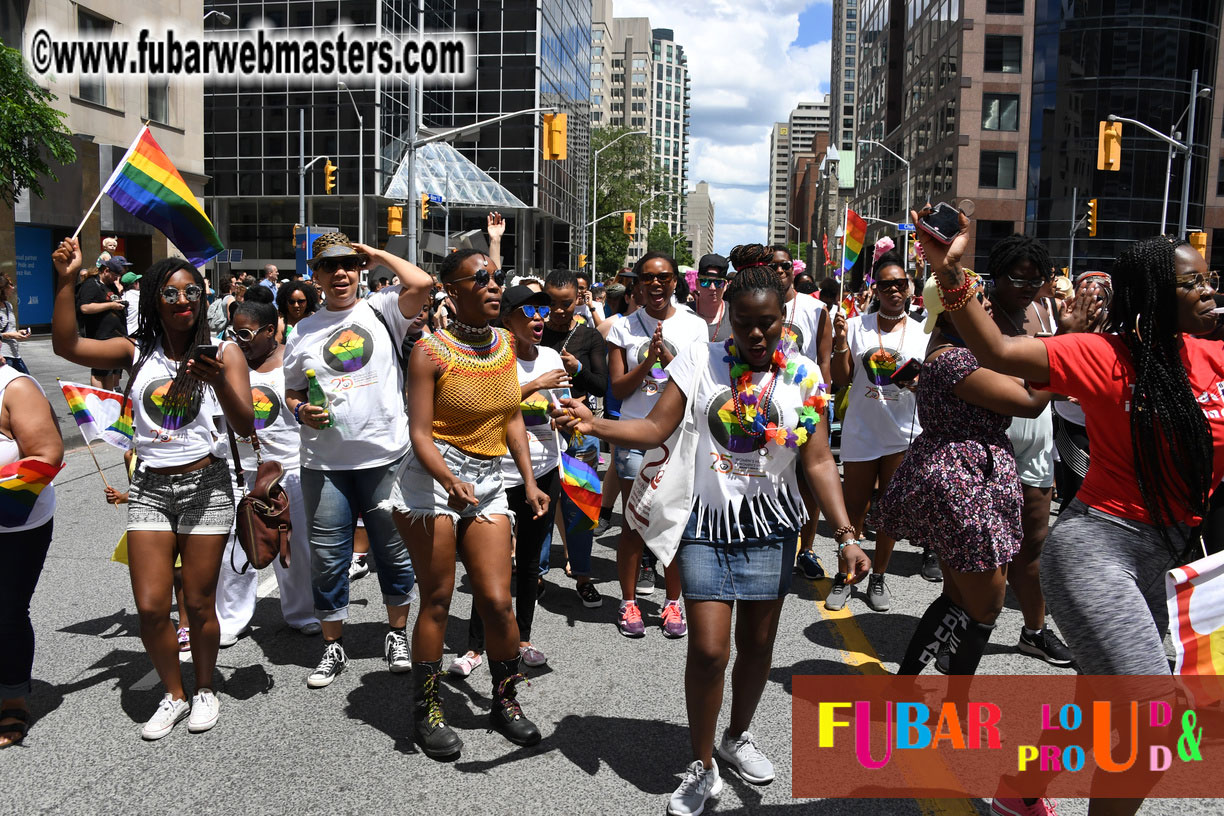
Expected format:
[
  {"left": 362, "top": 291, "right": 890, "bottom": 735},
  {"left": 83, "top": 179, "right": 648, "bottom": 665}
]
[
  {"left": 447, "top": 317, "right": 493, "bottom": 346},
  {"left": 722, "top": 338, "right": 831, "bottom": 449}
]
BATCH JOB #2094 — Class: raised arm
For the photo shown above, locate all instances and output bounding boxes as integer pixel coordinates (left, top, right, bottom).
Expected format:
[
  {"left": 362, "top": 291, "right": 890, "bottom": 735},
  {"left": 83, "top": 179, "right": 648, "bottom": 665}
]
[
  {"left": 353, "top": 242, "right": 434, "bottom": 321},
  {"left": 486, "top": 211, "right": 505, "bottom": 271},
  {"left": 50, "top": 238, "right": 134, "bottom": 369},
  {"left": 913, "top": 207, "right": 1051, "bottom": 383},
  {"left": 553, "top": 377, "right": 687, "bottom": 450},
  {"left": 830, "top": 310, "right": 853, "bottom": 389}
]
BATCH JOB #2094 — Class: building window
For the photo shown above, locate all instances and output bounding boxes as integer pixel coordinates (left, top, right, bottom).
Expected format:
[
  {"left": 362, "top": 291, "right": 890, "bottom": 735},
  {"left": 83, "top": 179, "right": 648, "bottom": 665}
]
[
  {"left": 77, "top": 9, "right": 112, "bottom": 105},
  {"left": 593, "top": 29, "right": 604, "bottom": 41},
  {"left": 986, "top": 0, "right": 1024, "bottom": 12},
  {"left": 984, "top": 35, "right": 1022, "bottom": 73},
  {"left": 632, "top": 58, "right": 647, "bottom": 69},
  {"left": 846, "top": 57, "right": 855, "bottom": 67},
  {"left": 148, "top": 79, "right": 170, "bottom": 123},
  {"left": 979, "top": 151, "right": 1017, "bottom": 188},
  {"left": 1218, "top": 159, "right": 1224, "bottom": 196},
  {"left": 632, "top": 72, "right": 647, "bottom": 83},
  {"left": 593, "top": 95, "right": 603, "bottom": 106},
  {"left": 592, "top": 78, "right": 603, "bottom": 89},
  {"left": 592, "top": 63, "right": 602, "bottom": 73},
  {"left": 592, "top": 46, "right": 603, "bottom": 57},
  {"left": 844, "top": 93, "right": 854, "bottom": 104},
  {"left": 982, "top": 93, "right": 1019, "bottom": 131}
]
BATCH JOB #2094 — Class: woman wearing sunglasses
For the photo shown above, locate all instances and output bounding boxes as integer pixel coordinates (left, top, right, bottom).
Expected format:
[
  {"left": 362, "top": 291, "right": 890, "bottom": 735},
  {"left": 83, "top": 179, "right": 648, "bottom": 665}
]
[
  {"left": 606, "top": 252, "right": 710, "bottom": 638},
  {"left": 916, "top": 213, "right": 1224, "bottom": 816},
  {"left": 828, "top": 245, "right": 928, "bottom": 614},
  {"left": 283, "top": 232, "right": 434, "bottom": 691},
  {"left": 276, "top": 280, "right": 318, "bottom": 343},
  {"left": 51, "top": 238, "right": 254, "bottom": 740},
  {"left": 694, "top": 253, "right": 733, "bottom": 342},
  {"left": 395, "top": 249, "right": 549, "bottom": 759},
  {"left": 982, "top": 235, "right": 1074, "bottom": 670},
  {"left": 451, "top": 285, "right": 567, "bottom": 678}
]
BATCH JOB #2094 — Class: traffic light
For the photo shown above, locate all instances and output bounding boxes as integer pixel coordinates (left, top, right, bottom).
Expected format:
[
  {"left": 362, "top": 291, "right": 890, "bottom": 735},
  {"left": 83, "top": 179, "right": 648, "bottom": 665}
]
[
  {"left": 387, "top": 206, "right": 403, "bottom": 236},
  {"left": 1190, "top": 231, "right": 1208, "bottom": 258},
  {"left": 324, "top": 160, "right": 337, "bottom": 194},
  {"left": 1086, "top": 198, "right": 1098, "bottom": 237},
  {"left": 622, "top": 212, "right": 635, "bottom": 236},
  {"left": 420, "top": 193, "right": 429, "bottom": 221},
  {"left": 578, "top": 254, "right": 587, "bottom": 268},
  {"left": 542, "top": 113, "right": 568, "bottom": 160},
  {"left": 1097, "top": 121, "right": 1122, "bottom": 171}
]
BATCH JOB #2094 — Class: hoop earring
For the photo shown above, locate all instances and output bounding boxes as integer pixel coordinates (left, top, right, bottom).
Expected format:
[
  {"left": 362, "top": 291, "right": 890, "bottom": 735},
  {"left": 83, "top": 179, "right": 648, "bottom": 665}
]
[{"left": 1134, "top": 312, "right": 1143, "bottom": 344}]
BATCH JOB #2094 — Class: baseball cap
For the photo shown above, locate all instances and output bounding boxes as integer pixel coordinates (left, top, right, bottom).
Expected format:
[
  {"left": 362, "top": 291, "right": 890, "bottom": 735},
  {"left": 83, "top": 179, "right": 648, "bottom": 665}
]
[
  {"left": 103, "top": 256, "right": 133, "bottom": 274},
  {"left": 309, "top": 232, "right": 368, "bottom": 270},
  {"left": 120, "top": 271, "right": 142, "bottom": 286},
  {"left": 500, "top": 284, "right": 550, "bottom": 317},
  {"left": 697, "top": 253, "right": 730, "bottom": 278}
]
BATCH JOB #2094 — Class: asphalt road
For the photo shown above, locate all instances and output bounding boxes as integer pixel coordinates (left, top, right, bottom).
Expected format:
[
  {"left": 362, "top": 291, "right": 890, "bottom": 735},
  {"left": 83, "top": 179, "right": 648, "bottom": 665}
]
[{"left": 6, "top": 336, "right": 1221, "bottom": 814}]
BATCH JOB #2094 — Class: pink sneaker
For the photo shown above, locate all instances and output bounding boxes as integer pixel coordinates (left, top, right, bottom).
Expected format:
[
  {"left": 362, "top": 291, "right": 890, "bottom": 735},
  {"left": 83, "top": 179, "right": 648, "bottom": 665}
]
[
  {"left": 618, "top": 602, "right": 645, "bottom": 638},
  {"left": 992, "top": 798, "right": 1058, "bottom": 816},
  {"left": 661, "top": 601, "right": 687, "bottom": 639}
]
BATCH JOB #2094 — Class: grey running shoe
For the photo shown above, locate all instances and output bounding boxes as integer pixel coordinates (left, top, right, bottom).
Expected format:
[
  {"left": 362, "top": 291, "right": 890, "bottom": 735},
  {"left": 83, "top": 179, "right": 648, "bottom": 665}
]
[
  {"left": 717, "top": 729, "right": 775, "bottom": 784},
  {"left": 824, "top": 573, "right": 851, "bottom": 611},
  {"left": 667, "top": 759, "right": 723, "bottom": 816},
  {"left": 865, "top": 573, "right": 892, "bottom": 612}
]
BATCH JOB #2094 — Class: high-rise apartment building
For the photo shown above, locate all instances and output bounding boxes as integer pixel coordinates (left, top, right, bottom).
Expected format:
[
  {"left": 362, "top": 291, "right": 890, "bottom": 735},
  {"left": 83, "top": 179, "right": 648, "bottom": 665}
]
[
  {"left": 685, "top": 181, "right": 715, "bottom": 259},
  {"left": 590, "top": 0, "right": 689, "bottom": 258},
  {"left": 830, "top": 0, "right": 860, "bottom": 151},
  {"left": 767, "top": 98, "right": 831, "bottom": 245}
]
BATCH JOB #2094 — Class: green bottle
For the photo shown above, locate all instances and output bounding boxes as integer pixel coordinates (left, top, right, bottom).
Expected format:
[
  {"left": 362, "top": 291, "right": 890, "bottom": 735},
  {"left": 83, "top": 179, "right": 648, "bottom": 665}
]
[{"left": 304, "top": 369, "right": 334, "bottom": 428}]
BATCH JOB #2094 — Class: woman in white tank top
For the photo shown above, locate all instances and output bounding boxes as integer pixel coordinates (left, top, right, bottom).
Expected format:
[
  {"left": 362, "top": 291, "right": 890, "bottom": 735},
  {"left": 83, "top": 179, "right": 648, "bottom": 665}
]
[{"left": 51, "top": 238, "right": 253, "bottom": 741}]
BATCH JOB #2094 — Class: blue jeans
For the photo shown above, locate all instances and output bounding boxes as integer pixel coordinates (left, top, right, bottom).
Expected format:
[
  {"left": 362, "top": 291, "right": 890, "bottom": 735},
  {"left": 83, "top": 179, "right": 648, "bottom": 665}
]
[{"left": 301, "top": 459, "right": 416, "bottom": 621}]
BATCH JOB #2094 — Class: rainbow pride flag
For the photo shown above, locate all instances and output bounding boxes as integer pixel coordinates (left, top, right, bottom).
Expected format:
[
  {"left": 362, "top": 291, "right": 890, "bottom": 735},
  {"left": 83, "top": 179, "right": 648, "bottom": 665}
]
[
  {"left": 560, "top": 451, "right": 601, "bottom": 532},
  {"left": 102, "top": 126, "right": 223, "bottom": 266},
  {"left": 0, "top": 459, "right": 64, "bottom": 528},
  {"left": 840, "top": 209, "right": 867, "bottom": 280},
  {"left": 58, "top": 380, "right": 134, "bottom": 451}
]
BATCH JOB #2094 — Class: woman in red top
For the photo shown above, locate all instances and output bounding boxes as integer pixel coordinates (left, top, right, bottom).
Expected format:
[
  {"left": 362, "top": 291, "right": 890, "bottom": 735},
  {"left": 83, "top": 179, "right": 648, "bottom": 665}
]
[{"left": 915, "top": 211, "right": 1222, "bottom": 816}]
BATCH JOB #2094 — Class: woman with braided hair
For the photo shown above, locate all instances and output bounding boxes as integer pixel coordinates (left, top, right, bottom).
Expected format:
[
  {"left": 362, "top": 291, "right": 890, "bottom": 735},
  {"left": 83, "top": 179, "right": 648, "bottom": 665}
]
[
  {"left": 555, "top": 257, "right": 870, "bottom": 816},
  {"left": 51, "top": 238, "right": 255, "bottom": 740},
  {"left": 916, "top": 210, "right": 1224, "bottom": 816}
]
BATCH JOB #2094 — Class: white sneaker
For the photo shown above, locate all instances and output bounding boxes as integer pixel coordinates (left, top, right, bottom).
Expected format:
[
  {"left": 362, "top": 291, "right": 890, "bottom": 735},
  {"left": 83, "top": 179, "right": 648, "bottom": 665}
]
[
  {"left": 384, "top": 629, "right": 412, "bottom": 673},
  {"left": 717, "top": 729, "right": 775, "bottom": 784},
  {"left": 187, "top": 689, "right": 220, "bottom": 733},
  {"left": 667, "top": 759, "right": 723, "bottom": 816},
  {"left": 349, "top": 553, "right": 370, "bottom": 580},
  {"left": 141, "top": 693, "right": 190, "bottom": 740},
  {"left": 519, "top": 644, "right": 548, "bottom": 668},
  {"left": 447, "top": 651, "right": 483, "bottom": 677},
  {"left": 307, "top": 641, "right": 348, "bottom": 688}
]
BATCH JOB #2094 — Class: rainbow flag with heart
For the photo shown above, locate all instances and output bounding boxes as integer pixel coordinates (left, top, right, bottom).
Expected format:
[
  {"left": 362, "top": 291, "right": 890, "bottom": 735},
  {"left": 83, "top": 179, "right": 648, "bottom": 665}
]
[
  {"left": 58, "top": 380, "right": 134, "bottom": 451},
  {"left": 0, "top": 459, "right": 65, "bottom": 528},
  {"left": 839, "top": 208, "right": 867, "bottom": 280},
  {"left": 559, "top": 451, "right": 601, "bottom": 532}
]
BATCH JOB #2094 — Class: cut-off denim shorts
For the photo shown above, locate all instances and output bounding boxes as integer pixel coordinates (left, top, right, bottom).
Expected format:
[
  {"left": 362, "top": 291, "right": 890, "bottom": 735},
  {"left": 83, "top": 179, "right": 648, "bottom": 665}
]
[
  {"left": 676, "top": 511, "right": 798, "bottom": 601},
  {"left": 391, "top": 440, "right": 510, "bottom": 523},
  {"left": 128, "top": 458, "right": 234, "bottom": 536},
  {"left": 613, "top": 446, "right": 646, "bottom": 481}
]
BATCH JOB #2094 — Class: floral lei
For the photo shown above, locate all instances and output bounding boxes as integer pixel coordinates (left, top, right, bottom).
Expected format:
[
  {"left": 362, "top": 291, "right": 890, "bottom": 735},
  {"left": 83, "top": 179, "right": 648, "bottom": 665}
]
[{"left": 722, "top": 338, "right": 830, "bottom": 449}]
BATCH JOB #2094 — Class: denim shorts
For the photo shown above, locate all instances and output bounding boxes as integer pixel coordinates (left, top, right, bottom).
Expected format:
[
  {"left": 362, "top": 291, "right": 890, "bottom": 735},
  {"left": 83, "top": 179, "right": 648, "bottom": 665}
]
[
  {"left": 677, "top": 512, "right": 798, "bottom": 601},
  {"left": 128, "top": 458, "right": 234, "bottom": 535},
  {"left": 613, "top": 446, "right": 646, "bottom": 481},
  {"left": 391, "top": 440, "right": 510, "bottom": 522}
]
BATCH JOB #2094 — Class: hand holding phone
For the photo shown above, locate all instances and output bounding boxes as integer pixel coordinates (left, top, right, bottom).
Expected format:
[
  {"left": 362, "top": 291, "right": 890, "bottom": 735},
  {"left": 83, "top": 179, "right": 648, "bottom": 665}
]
[
  {"left": 192, "top": 344, "right": 219, "bottom": 363},
  {"left": 916, "top": 202, "right": 963, "bottom": 245},
  {"left": 890, "top": 358, "right": 922, "bottom": 387}
]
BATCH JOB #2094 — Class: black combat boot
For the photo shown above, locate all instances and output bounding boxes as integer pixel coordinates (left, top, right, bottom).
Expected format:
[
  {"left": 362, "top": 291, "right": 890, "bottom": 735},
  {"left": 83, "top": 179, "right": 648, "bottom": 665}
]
[{"left": 489, "top": 657, "right": 541, "bottom": 746}]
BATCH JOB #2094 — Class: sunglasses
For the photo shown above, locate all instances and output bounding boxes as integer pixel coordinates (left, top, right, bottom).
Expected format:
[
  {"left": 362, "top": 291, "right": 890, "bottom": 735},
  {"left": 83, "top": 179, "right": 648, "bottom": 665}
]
[
  {"left": 520, "top": 305, "right": 550, "bottom": 319},
  {"left": 698, "top": 278, "right": 727, "bottom": 290},
  {"left": 317, "top": 257, "right": 365, "bottom": 274},
  {"left": 227, "top": 324, "right": 274, "bottom": 343},
  {"left": 452, "top": 268, "right": 507, "bottom": 288},
  {"left": 1003, "top": 274, "right": 1048, "bottom": 290},
  {"left": 160, "top": 284, "right": 204, "bottom": 304},
  {"left": 875, "top": 279, "right": 909, "bottom": 292},
  {"left": 637, "top": 272, "right": 675, "bottom": 285},
  {"left": 1176, "top": 271, "right": 1219, "bottom": 292},
  {"left": 769, "top": 261, "right": 794, "bottom": 272}
]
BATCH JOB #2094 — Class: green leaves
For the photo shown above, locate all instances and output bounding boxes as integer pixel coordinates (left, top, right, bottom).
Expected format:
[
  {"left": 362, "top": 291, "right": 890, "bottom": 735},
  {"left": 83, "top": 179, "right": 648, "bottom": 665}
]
[
  {"left": 0, "top": 44, "right": 77, "bottom": 207},
  {"left": 589, "top": 126, "right": 666, "bottom": 280}
]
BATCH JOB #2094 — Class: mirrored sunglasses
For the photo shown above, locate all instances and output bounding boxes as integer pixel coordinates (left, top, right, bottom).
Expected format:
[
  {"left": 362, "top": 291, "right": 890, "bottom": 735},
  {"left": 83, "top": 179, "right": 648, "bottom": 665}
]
[
  {"left": 520, "top": 305, "right": 550, "bottom": 319},
  {"left": 698, "top": 278, "right": 727, "bottom": 290},
  {"left": 453, "top": 268, "right": 507, "bottom": 288},
  {"left": 160, "top": 284, "right": 204, "bottom": 304}
]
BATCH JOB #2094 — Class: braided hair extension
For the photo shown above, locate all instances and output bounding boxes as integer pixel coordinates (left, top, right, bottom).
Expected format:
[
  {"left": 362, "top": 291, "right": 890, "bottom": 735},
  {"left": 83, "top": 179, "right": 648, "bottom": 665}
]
[
  {"left": 723, "top": 264, "right": 787, "bottom": 312},
  {"left": 1110, "top": 235, "right": 1212, "bottom": 557},
  {"left": 984, "top": 233, "right": 1056, "bottom": 281},
  {"left": 123, "top": 258, "right": 212, "bottom": 422},
  {"left": 728, "top": 243, "right": 774, "bottom": 272}
]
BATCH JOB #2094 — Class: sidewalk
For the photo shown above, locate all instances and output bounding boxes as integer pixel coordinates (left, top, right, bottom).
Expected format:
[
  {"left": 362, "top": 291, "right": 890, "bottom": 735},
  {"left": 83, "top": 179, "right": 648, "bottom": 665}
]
[{"left": 17, "top": 334, "right": 102, "bottom": 450}]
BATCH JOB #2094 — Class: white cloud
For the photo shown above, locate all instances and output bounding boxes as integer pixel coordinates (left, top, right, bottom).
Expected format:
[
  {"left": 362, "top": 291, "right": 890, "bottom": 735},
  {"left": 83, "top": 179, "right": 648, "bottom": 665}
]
[{"left": 613, "top": 1, "right": 833, "bottom": 250}]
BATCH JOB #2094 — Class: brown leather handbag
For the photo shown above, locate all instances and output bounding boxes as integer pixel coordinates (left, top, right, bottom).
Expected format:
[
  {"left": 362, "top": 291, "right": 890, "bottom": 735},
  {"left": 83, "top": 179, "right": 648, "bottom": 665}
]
[{"left": 226, "top": 427, "right": 292, "bottom": 572}]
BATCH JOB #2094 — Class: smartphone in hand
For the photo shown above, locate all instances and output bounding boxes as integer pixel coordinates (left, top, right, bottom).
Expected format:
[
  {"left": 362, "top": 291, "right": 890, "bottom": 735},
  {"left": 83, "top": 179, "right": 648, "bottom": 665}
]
[
  {"left": 890, "top": 358, "right": 922, "bottom": 387},
  {"left": 191, "top": 344, "right": 219, "bottom": 363},
  {"left": 917, "top": 202, "right": 963, "bottom": 245}
]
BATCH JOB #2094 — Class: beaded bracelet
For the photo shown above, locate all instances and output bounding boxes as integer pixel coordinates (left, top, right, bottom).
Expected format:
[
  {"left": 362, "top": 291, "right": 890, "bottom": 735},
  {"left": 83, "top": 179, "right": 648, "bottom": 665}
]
[
  {"left": 833, "top": 524, "right": 857, "bottom": 552},
  {"left": 938, "top": 275, "right": 972, "bottom": 302},
  {"left": 944, "top": 286, "right": 976, "bottom": 312}
]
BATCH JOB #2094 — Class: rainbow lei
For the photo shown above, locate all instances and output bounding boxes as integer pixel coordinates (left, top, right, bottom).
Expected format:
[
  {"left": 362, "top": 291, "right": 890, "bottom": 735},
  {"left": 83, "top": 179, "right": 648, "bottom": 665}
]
[{"left": 723, "top": 339, "right": 830, "bottom": 449}]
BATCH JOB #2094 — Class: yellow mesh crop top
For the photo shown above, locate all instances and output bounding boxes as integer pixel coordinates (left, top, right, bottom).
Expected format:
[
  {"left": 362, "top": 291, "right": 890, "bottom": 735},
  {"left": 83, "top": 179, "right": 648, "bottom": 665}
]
[{"left": 418, "top": 328, "right": 521, "bottom": 458}]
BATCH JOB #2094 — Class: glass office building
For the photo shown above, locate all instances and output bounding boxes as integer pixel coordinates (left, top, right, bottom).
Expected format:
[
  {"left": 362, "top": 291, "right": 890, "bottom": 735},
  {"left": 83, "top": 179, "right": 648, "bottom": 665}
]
[{"left": 1026, "top": 0, "right": 1223, "bottom": 272}]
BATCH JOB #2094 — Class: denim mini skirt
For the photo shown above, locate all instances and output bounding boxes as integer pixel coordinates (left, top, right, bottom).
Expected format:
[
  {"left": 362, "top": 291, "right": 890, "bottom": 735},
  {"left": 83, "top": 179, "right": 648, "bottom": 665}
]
[{"left": 676, "top": 511, "right": 798, "bottom": 601}]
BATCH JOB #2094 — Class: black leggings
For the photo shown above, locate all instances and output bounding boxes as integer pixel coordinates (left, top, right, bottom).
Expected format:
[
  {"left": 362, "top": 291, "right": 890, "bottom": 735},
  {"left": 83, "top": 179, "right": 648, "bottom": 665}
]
[
  {"left": 0, "top": 520, "right": 53, "bottom": 698},
  {"left": 468, "top": 468, "right": 560, "bottom": 650}
]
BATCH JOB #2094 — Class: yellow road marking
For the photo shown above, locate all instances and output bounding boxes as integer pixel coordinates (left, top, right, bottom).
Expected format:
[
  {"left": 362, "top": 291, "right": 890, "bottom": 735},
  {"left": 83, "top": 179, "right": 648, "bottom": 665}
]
[{"left": 801, "top": 577, "right": 979, "bottom": 816}]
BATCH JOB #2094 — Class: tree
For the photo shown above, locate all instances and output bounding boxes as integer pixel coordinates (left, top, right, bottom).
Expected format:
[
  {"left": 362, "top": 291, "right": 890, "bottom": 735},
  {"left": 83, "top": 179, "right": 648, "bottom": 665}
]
[
  {"left": 588, "top": 126, "right": 666, "bottom": 280},
  {"left": 645, "top": 223, "right": 695, "bottom": 267},
  {"left": 0, "top": 45, "right": 76, "bottom": 206}
]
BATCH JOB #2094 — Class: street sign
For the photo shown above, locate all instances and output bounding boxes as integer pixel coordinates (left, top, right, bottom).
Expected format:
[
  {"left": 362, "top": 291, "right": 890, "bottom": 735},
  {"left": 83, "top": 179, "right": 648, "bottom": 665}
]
[
  {"left": 897, "top": 223, "right": 916, "bottom": 231},
  {"left": 428, "top": 193, "right": 443, "bottom": 203}
]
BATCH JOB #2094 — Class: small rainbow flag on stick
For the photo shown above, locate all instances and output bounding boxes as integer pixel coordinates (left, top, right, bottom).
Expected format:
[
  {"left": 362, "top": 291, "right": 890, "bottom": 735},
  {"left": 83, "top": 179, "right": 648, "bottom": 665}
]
[
  {"left": 0, "top": 459, "right": 65, "bottom": 528},
  {"left": 73, "top": 125, "right": 223, "bottom": 265},
  {"left": 58, "top": 380, "right": 134, "bottom": 451},
  {"left": 559, "top": 451, "right": 602, "bottom": 533},
  {"left": 840, "top": 208, "right": 867, "bottom": 280}
]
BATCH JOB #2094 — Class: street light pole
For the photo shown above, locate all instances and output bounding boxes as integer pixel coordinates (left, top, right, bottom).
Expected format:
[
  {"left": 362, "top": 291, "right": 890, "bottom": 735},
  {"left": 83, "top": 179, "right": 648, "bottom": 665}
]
[
  {"left": 1178, "top": 69, "right": 1199, "bottom": 239},
  {"left": 592, "top": 129, "right": 647, "bottom": 276},
  {"left": 636, "top": 190, "right": 666, "bottom": 259},
  {"left": 784, "top": 220, "right": 800, "bottom": 252},
  {"left": 859, "top": 139, "right": 911, "bottom": 274},
  {"left": 338, "top": 82, "right": 363, "bottom": 246}
]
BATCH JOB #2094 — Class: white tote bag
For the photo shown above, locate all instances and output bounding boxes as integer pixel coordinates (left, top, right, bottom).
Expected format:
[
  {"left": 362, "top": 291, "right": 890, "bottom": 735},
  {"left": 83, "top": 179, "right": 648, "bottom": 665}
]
[{"left": 624, "top": 344, "right": 706, "bottom": 567}]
